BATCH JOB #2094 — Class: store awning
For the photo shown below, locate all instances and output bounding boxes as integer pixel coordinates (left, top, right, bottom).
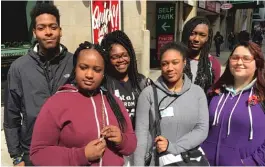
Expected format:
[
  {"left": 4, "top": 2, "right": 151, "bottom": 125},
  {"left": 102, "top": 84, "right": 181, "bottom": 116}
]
[
  {"left": 197, "top": 7, "right": 219, "bottom": 16},
  {"left": 228, "top": 0, "right": 264, "bottom": 8}
]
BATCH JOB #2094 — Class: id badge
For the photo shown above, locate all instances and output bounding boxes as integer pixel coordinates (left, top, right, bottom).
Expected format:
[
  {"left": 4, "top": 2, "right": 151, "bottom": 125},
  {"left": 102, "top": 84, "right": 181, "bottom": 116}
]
[
  {"left": 114, "top": 89, "right": 120, "bottom": 97},
  {"left": 160, "top": 107, "right": 174, "bottom": 117}
]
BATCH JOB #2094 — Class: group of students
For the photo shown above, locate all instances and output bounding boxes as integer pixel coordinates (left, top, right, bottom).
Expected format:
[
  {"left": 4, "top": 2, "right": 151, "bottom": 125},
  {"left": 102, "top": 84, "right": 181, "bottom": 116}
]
[{"left": 3, "top": 3, "right": 265, "bottom": 166}]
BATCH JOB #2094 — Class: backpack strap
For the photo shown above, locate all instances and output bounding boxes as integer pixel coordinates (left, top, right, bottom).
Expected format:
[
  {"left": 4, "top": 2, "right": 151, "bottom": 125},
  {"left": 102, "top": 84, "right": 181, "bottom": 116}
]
[{"left": 139, "top": 77, "right": 153, "bottom": 91}]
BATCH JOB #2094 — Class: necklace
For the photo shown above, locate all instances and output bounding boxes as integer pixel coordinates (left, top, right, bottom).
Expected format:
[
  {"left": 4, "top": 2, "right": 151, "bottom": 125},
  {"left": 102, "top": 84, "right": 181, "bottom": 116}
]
[
  {"left": 87, "top": 90, "right": 96, "bottom": 97},
  {"left": 101, "top": 95, "right": 105, "bottom": 129}
]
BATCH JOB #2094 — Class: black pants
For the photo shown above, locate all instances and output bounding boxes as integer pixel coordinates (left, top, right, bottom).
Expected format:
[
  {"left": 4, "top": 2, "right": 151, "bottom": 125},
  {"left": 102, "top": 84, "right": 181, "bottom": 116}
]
[
  {"left": 215, "top": 44, "right": 220, "bottom": 57},
  {"left": 229, "top": 42, "right": 234, "bottom": 51},
  {"left": 23, "top": 154, "right": 34, "bottom": 166}
]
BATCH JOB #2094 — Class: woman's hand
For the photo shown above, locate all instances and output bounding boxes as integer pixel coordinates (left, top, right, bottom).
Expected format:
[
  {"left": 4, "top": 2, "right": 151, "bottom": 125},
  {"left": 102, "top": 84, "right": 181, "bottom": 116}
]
[
  {"left": 155, "top": 136, "right": 169, "bottom": 153},
  {"left": 101, "top": 125, "right": 122, "bottom": 144},
  {"left": 84, "top": 138, "right": 106, "bottom": 161}
]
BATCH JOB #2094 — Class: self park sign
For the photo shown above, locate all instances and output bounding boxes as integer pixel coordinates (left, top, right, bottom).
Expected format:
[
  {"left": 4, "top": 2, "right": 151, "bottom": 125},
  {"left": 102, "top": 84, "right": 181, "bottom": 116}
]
[
  {"left": 156, "top": 3, "right": 175, "bottom": 61},
  {"left": 156, "top": 3, "right": 175, "bottom": 34}
]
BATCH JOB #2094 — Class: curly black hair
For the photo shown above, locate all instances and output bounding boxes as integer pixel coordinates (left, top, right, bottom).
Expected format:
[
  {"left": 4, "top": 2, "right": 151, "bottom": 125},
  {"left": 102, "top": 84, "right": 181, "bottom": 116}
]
[
  {"left": 67, "top": 41, "right": 126, "bottom": 132},
  {"left": 100, "top": 30, "right": 144, "bottom": 95},
  {"left": 30, "top": 3, "right": 60, "bottom": 28},
  {"left": 181, "top": 16, "right": 214, "bottom": 92},
  {"left": 159, "top": 41, "right": 189, "bottom": 61}
]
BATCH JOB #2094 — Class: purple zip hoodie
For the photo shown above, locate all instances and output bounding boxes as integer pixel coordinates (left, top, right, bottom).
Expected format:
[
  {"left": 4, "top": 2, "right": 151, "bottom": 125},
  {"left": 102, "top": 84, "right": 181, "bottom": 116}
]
[{"left": 202, "top": 79, "right": 265, "bottom": 166}]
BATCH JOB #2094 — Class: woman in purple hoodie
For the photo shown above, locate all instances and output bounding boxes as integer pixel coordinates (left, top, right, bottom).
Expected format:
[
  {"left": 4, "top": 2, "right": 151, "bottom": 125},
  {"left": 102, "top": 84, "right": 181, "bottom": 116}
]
[
  {"left": 30, "top": 41, "right": 137, "bottom": 166},
  {"left": 202, "top": 41, "right": 265, "bottom": 166}
]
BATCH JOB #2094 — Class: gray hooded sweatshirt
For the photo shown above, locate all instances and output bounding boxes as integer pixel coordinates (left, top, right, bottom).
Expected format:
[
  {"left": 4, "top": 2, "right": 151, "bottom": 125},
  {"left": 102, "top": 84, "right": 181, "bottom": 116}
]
[{"left": 133, "top": 74, "right": 209, "bottom": 165}]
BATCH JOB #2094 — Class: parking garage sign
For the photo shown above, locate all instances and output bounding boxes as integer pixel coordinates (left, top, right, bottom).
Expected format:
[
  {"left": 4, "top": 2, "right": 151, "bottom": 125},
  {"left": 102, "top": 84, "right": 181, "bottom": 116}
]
[
  {"left": 156, "top": 3, "right": 175, "bottom": 34},
  {"left": 156, "top": 3, "right": 175, "bottom": 60}
]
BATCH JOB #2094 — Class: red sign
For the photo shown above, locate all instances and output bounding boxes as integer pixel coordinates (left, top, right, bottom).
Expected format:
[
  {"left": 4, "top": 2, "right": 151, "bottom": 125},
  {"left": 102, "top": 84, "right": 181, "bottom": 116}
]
[
  {"left": 220, "top": 3, "right": 233, "bottom": 10},
  {"left": 157, "top": 34, "right": 174, "bottom": 60},
  {"left": 91, "top": 0, "right": 121, "bottom": 44}
]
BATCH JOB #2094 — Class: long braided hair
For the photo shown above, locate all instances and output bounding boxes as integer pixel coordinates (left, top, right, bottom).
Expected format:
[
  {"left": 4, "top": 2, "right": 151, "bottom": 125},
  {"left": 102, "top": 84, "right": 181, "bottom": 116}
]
[
  {"left": 67, "top": 41, "right": 126, "bottom": 131},
  {"left": 181, "top": 16, "right": 214, "bottom": 92},
  {"left": 100, "top": 30, "right": 143, "bottom": 95}
]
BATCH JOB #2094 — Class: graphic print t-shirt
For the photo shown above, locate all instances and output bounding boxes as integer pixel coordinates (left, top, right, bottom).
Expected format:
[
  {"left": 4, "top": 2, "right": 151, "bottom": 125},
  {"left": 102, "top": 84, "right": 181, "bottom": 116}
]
[{"left": 111, "top": 79, "right": 137, "bottom": 127}]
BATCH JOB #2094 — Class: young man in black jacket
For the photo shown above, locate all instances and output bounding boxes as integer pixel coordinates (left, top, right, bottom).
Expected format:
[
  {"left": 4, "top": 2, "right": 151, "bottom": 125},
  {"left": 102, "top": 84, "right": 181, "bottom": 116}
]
[{"left": 3, "top": 3, "right": 73, "bottom": 166}]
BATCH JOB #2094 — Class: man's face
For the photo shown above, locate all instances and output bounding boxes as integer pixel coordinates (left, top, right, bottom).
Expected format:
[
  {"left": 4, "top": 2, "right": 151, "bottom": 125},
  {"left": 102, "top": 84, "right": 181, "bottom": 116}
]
[
  {"left": 33, "top": 14, "right": 61, "bottom": 50},
  {"left": 188, "top": 24, "right": 209, "bottom": 51}
]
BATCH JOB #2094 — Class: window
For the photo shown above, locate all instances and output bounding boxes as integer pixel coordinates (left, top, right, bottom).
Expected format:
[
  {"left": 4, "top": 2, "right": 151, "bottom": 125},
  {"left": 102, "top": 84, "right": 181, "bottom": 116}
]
[{"left": 253, "top": 8, "right": 259, "bottom": 14}]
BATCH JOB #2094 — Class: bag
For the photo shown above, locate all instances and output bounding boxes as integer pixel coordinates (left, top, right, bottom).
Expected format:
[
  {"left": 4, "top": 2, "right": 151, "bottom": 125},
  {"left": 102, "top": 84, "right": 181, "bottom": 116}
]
[
  {"left": 144, "top": 151, "right": 152, "bottom": 166},
  {"left": 145, "top": 84, "right": 209, "bottom": 166},
  {"left": 160, "top": 146, "right": 209, "bottom": 166}
]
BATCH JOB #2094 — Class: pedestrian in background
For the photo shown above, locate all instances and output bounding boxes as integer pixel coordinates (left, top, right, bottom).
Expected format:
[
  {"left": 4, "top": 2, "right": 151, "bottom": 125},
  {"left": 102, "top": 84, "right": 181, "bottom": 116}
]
[
  {"left": 3, "top": 3, "right": 73, "bottom": 166},
  {"left": 214, "top": 31, "right": 224, "bottom": 57},
  {"left": 228, "top": 32, "right": 235, "bottom": 51},
  {"left": 238, "top": 30, "right": 250, "bottom": 43},
  {"left": 202, "top": 41, "right": 265, "bottom": 166},
  {"left": 252, "top": 29, "right": 263, "bottom": 47},
  {"left": 134, "top": 42, "right": 209, "bottom": 166},
  {"left": 181, "top": 16, "right": 221, "bottom": 93},
  {"left": 30, "top": 41, "right": 136, "bottom": 166}
]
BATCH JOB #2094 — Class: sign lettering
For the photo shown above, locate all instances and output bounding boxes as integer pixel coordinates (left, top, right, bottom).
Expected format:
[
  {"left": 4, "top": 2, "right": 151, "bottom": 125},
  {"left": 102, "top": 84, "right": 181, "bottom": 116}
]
[{"left": 91, "top": 0, "right": 121, "bottom": 44}]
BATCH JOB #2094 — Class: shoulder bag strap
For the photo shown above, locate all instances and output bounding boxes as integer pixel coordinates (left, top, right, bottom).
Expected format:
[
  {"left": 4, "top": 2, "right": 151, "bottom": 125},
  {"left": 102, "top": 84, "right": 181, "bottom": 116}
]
[
  {"left": 151, "top": 84, "right": 161, "bottom": 166},
  {"left": 152, "top": 84, "right": 161, "bottom": 136}
]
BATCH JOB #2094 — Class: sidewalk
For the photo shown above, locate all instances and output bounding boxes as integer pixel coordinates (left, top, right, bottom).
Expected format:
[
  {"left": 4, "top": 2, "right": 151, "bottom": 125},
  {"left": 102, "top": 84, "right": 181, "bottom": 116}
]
[{"left": 1, "top": 130, "right": 12, "bottom": 166}]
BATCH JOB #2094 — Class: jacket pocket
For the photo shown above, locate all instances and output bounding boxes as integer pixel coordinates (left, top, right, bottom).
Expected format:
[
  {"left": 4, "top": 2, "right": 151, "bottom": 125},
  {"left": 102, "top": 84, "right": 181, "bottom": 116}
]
[
  {"left": 201, "top": 140, "right": 217, "bottom": 166},
  {"left": 218, "top": 144, "right": 243, "bottom": 166},
  {"left": 202, "top": 140, "right": 244, "bottom": 166}
]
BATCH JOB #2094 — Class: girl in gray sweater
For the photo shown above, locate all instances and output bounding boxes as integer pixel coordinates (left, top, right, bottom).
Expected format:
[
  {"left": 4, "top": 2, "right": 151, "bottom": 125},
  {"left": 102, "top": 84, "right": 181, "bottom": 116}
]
[{"left": 133, "top": 42, "right": 209, "bottom": 166}]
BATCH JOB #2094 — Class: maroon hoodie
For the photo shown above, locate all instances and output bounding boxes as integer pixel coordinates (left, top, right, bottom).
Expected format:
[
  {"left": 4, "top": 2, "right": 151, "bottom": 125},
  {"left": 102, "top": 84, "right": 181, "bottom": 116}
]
[{"left": 30, "top": 84, "right": 137, "bottom": 166}]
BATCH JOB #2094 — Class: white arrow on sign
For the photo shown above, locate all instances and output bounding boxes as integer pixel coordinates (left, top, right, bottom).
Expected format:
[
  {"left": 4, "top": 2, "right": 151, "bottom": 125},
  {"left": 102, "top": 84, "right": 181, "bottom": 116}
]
[{"left": 162, "top": 22, "right": 170, "bottom": 31}]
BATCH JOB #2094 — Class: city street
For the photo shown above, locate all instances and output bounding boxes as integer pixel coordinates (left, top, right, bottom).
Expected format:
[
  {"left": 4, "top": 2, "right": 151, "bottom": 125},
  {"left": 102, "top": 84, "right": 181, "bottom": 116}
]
[{"left": 1, "top": 41, "right": 265, "bottom": 165}]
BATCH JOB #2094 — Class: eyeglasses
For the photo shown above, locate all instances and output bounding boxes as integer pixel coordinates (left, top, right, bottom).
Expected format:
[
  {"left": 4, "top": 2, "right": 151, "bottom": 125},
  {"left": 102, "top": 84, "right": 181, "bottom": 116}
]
[
  {"left": 110, "top": 52, "right": 130, "bottom": 61},
  {"left": 229, "top": 55, "right": 254, "bottom": 63}
]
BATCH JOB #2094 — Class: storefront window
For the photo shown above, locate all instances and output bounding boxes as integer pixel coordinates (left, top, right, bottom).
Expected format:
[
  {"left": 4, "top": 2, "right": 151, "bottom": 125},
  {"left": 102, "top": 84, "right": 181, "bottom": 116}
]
[{"left": 1, "top": 1, "right": 49, "bottom": 81}]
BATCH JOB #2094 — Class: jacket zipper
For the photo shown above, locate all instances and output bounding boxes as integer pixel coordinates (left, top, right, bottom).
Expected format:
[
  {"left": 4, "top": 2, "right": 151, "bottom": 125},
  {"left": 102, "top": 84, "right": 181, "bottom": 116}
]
[{"left": 44, "top": 61, "right": 52, "bottom": 95}]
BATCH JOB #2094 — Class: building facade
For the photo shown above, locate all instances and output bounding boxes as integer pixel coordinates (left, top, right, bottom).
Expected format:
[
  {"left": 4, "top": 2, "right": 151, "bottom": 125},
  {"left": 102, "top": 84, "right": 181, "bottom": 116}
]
[{"left": 1, "top": 0, "right": 263, "bottom": 78}]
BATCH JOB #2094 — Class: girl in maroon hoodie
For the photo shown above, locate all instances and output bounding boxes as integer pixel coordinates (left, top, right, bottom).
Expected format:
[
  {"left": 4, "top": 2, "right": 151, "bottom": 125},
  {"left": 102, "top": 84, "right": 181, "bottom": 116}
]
[{"left": 30, "top": 41, "right": 137, "bottom": 166}]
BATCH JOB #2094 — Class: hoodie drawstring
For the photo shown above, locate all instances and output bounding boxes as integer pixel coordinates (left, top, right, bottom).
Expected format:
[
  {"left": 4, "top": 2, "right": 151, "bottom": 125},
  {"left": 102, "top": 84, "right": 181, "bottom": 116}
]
[
  {"left": 214, "top": 88, "right": 255, "bottom": 140},
  {"left": 91, "top": 91, "right": 110, "bottom": 167},
  {"left": 227, "top": 90, "right": 244, "bottom": 137},
  {"left": 100, "top": 90, "right": 110, "bottom": 126},
  {"left": 212, "top": 92, "right": 231, "bottom": 126},
  {"left": 212, "top": 93, "right": 225, "bottom": 126},
  {"left": 247, "top": 87, "right": 254, "bottom": 140},
  {"left": 90, "top": 96, "right": 102, "bottom": 167}
]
